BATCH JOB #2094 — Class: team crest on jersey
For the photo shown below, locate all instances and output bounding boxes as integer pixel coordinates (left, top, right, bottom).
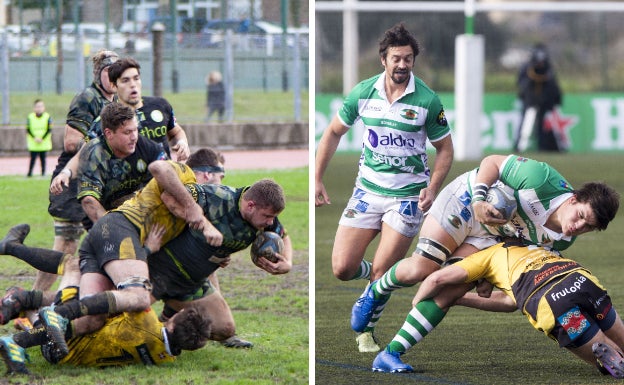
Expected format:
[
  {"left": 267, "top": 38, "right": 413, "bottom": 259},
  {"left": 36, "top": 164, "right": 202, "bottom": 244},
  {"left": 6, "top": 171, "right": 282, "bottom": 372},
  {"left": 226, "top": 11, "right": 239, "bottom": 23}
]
[
  {"left": 137, "top": 159, "right": 147, "bottom": 173},
  {"left": 558, "top": 180, "right": 571, "bottom": 190},
  {"left": 557, "top": 306, "right": 589, "bottom": 341},
  {"left": 343, "top": 209, "right": 358, "bottom": 218},
  {"left": 436, "top": 109, "right": 448, "bottom": 126},
  {"left": 447, "top": 215, "right": 461, "bottom": 229},
  {"left": 400, "top": 109, "right": 418, "bottom": 120},
  {"left": 150, "top": 110, "right": 164, "bottom": 123}
]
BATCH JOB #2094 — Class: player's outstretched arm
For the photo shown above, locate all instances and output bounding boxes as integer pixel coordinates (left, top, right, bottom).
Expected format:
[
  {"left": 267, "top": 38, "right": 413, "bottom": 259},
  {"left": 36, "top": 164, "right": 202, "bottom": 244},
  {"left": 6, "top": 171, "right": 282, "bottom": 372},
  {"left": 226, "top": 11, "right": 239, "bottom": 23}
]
[{"left": 455, "top": 291, "right": 517, "bottom": 313}]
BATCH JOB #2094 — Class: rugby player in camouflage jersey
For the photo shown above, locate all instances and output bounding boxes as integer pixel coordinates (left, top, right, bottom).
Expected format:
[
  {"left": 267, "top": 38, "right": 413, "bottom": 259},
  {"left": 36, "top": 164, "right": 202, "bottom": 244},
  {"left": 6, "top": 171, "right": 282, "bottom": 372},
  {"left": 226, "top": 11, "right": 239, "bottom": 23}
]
[
  {"left": 315, "top": 23, "right": 454, "bottom": 352},
  {"left": 89, "top": 57, "right": 190, "bottom": 161},
  {"left": 77, "top": 102, "right": 167, "bottom": 222}
]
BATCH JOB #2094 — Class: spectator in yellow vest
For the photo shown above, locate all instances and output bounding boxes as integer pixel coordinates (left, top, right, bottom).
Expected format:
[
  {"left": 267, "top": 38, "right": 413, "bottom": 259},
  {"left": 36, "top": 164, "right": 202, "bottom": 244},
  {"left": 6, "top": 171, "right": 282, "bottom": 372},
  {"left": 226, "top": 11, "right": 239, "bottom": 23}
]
[{"left": 26, "top": 99, "right": 53, "bottom": 177}]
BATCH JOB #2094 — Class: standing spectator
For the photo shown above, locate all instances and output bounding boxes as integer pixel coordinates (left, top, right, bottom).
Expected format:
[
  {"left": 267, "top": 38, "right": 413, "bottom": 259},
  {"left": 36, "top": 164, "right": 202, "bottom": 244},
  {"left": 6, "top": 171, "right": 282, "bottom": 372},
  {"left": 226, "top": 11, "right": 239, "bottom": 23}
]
[
  {"left": 514, "top": 43, "right": 563, "bottom": 152},
  {"left": 205, "top": 71, "right": 225, "bottom": 123},
  {"left": 26, "top": 99, "right": 52, "bottom": 177}
]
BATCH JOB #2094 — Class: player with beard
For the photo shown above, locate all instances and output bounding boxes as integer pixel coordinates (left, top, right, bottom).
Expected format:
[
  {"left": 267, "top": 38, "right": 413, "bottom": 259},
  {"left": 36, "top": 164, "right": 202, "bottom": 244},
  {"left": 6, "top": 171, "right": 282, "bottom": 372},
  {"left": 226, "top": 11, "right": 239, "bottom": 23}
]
[
  {"left": 315, "top": 22, "right": 454, "bottom": 352},
  {"left": 89, "top": 57, "right": 190, "bottom": 162}
]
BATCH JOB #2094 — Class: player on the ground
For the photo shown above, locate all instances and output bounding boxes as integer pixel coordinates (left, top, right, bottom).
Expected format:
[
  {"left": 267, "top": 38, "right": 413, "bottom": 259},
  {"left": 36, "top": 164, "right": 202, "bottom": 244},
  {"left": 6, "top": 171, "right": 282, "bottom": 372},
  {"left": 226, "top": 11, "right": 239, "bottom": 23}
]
[
  {"left": 0, "top": 245, "right": 211, "bottom": 375},
  {"left": 354, "top": 154, "right": 619, "bottom": 371},
  {"left": 35, "top": 176, "right": 286, "bottom": 359},
  {"left": 373, "top": 242, "right": 624, "bottom": 379},
  {"left": 314, "top": 22, "right": 454, "bottom": 352}
]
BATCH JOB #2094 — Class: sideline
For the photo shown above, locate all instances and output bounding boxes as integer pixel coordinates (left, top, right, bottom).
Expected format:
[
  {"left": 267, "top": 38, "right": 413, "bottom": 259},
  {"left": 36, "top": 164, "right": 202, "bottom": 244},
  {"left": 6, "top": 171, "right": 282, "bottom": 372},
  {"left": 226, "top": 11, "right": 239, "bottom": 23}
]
[{"left": 0, "top": 148, "right": 309, "bottom": 176}]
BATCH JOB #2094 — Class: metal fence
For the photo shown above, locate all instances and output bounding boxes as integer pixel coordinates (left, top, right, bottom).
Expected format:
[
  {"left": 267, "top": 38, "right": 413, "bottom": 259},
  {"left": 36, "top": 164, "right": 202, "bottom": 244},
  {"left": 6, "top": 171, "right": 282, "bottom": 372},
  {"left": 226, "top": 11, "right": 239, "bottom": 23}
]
[{"left": 1, "top": 30, "right": 309, "bottom": 93}]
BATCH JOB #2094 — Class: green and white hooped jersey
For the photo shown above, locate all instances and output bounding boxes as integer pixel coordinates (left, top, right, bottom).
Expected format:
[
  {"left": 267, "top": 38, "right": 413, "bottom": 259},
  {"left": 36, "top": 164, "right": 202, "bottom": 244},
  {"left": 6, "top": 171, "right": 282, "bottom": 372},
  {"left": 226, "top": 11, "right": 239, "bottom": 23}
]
[
  {"left": 338, "top": 73, "right": 450, "bottom": 197},
  {"left": 468, "top": 154, "right": 576, "bottom": 250}
]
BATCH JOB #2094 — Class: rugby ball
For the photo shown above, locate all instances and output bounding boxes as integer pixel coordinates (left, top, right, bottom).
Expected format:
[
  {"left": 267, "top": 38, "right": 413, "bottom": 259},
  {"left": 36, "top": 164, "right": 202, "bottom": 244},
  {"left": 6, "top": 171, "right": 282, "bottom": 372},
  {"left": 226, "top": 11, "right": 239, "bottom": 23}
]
[
  {"left": 250, "top": 231, "right": 284, "bottom": 265},
  {"left": 485, "top": 184, "right": 517, "bottom": 221}
]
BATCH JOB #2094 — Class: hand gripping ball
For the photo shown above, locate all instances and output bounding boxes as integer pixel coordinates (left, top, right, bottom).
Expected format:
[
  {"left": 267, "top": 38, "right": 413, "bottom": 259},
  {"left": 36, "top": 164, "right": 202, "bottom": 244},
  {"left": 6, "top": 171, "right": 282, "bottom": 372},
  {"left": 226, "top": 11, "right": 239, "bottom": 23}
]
[
  {"left": 485, "top": 185, "right": 518, "bottom": 221},
  {"left": 250, "top": 231, "right": 284, "bottom": 265}
]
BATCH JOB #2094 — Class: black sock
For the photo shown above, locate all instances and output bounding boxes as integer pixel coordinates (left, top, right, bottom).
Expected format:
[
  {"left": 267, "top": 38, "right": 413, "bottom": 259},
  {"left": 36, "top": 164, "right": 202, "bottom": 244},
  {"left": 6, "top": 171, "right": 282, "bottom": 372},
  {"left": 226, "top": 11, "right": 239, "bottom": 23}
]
[
  {"left": 54, "top": 292, "right": 117, "bottom": 320},
  {"left": 13, "top": 327, "right": 48, "bottom": 348},
  {"left": 15, "top": 290, "right": 43, "bottom": 310},
  {"left": 6, "top": 243, "right": 64, "bottom": 274}
]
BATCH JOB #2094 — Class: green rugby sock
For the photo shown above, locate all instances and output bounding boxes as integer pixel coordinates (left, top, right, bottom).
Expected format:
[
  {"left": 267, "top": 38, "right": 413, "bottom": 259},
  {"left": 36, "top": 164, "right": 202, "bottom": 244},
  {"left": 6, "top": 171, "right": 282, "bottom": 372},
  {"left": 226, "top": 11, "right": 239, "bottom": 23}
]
[
  {"left": 372, "top": 263, "right": 415, "bottom": 299},
  {"left": 349, "top": 260, "right": 372, "bottom": 280},
  {"left": 387, "top": 299, "right": 447, "bottom": 354}
]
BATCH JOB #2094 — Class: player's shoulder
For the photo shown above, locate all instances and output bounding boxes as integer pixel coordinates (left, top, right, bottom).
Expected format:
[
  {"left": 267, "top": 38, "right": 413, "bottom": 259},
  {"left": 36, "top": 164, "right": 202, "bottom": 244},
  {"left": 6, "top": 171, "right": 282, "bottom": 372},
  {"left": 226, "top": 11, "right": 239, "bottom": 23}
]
[{"left": 142, "top": 96, "right": 173, "bottom": 110}]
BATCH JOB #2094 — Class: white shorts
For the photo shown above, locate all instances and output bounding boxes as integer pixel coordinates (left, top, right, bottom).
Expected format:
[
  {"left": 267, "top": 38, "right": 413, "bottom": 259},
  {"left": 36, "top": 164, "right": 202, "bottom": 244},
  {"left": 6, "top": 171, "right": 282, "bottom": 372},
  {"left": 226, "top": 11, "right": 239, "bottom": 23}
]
[
  {"left": 427, "top": 172, "right": 499, "bottom": 251},
  {"left": 338, "top": 187, "right": 424, "bottom": 238}
]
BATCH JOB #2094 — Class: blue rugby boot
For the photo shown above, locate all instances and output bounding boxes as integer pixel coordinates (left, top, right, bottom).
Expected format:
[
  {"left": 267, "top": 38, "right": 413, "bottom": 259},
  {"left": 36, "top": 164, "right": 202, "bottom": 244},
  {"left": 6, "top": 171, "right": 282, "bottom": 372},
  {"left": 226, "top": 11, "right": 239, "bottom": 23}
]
[
  {"left": 372, "top": 347, "right": 413, "bottom": 373},
  {"left": 350, "top": 281, "right": 388, "bottom": 333},
  {"left": 0, "top": 335, "right": 30, "bottom": 375}
]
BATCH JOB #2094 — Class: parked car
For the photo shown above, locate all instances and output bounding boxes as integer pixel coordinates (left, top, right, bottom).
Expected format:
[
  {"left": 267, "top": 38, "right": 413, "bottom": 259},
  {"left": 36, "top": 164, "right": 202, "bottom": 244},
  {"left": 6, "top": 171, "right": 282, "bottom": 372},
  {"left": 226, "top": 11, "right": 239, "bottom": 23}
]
[{"left": 185, "top": 18, "right": 308, "bottom": 50}]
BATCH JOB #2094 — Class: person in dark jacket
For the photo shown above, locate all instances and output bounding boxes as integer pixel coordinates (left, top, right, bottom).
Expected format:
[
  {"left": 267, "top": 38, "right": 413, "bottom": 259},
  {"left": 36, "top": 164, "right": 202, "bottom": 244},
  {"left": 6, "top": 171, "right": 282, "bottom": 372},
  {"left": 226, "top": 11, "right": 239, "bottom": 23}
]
[{"left": 514, "top": 43, "right": 563, "bottom": 152}]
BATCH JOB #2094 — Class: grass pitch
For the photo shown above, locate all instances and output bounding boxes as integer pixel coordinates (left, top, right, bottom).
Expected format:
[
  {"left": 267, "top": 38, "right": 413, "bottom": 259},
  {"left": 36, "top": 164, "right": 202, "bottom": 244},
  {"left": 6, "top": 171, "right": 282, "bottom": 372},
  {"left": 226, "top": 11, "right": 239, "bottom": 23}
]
[
  {"left": 0, "top": 167, "right": 308, "bottom": 385},
  {"left": 315, "top": 152, "right": 624, "bottom": 385}
]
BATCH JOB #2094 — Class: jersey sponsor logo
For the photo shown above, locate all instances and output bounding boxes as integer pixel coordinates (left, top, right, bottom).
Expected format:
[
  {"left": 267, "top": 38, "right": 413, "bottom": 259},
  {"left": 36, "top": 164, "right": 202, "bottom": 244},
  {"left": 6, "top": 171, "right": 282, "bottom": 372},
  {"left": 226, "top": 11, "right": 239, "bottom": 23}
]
[
  {"left": 557, "top": 306, "right": 589, "bottom": 341},
  {"left": 550, "top": 274, "right": 587, "bottom": 302},
  {"left": 398, "top": 201, "right": 418, "bottom": 217},
  {"left": 150, "top": 110, "right": 164, "bottom": 123},
  {"left": 367, "top": 130, "right": 417, "bottom": 149},
  {"left": 136, "top": 343, "right": 156, "bottom": 365},
  {"left": 459, "top": 191, "right": 471, "bottom": 207},
  {"left": 534, "top": 261, "right": 579, "bottom": 286},
  {"left": 353, "top": 188, "right": 366, "bottom": 199},
  {"left": 139, "top": 125, "right": 168, "bottom": 140},
  {"left": 95, "top": 348, "right": 134, "bottom": 364},
  {"left": 459, "top": 206, "right": 471, "bottom": 221},
  {"left": 355, "top": 200, "right": 369, "bottom": 213},
  {"left": 436, "top": 109, "right": 448, "bottom": 126},
  {"left": 363, "top": 104, "right": 383, "bottom": 112},
  {"left": 371, "top": 151, "right": 409, "bottom": 167},
  {"left": 400, "top": 109, "right": 418, "bottom": 120}
]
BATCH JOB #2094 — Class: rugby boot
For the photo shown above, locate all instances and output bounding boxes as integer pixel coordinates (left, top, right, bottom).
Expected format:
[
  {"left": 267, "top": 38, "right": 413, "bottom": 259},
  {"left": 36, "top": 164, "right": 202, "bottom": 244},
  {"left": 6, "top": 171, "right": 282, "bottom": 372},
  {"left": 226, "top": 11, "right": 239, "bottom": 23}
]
[
  {"left": 221, "top": 335, "right": 254, "bottom": 348},
  {"left": 0, "top": 287, "right": 27, "bottom": 325},
  {"left": 13, "top": 317, "right": 34, "bottom": 331},
  {"left": 350, "top": 280, "right": 389, "bottom": 333},
  {"left": 0, "top": 335, "right": 30, "bottom": 375},
  {"left": 356, "top": 331, "right": 380, "bottom": 353},
  {"left": 372, "top": 347, "right": 413, "bottom": 373},
  {"left": 38, "top": 306, "right": 69, "bottom": 360},
  {"left": 593, "top": 342, "right": 624, "bottom": 379},
  {"left": 0, "top": 224, "right": 30, "bottom": 255}
]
